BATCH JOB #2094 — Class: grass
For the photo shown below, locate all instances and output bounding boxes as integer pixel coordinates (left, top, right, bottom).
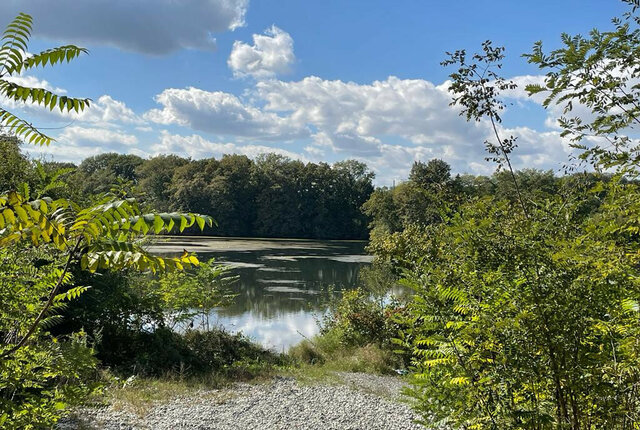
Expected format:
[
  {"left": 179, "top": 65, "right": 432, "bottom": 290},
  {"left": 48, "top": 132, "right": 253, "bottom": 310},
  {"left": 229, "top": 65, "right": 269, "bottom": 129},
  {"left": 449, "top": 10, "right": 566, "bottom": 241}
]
[
  {"left": 96, "top": 358, "right": 287, "bottom": 417},
  {"left": 106, "top": 375, "right": 235, "bottom": 417},
  {"left": 285, "top": 329, "right": 403, "bottom": 385},
  {"left": 95, "top": 333, "right": 402, "bottom": 415},
  {"left": 79, "top": 321, "right": 406, "bottom": 419}
]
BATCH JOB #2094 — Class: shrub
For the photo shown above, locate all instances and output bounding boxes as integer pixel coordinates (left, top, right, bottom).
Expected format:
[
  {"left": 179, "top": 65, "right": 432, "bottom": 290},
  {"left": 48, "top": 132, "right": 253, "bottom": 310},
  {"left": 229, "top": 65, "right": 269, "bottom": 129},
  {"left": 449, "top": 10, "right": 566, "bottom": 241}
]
[
  {"left": 52, "top": 259, "right": 237, "bottom": 374},
  {"left": 76, "top": 325, "right": 285, "bottom": 377},
  {"left": 320, "top": 288, "right": 392, "bottom": 347},
  {"left": 289, "top": 272, "right": 412, "bottom": 374},
  {"left": 400, "top": 188, "right": 640, "bottom": 429},
  {"left": 182, "top": 329, "right": 286, "bottom": 378},
  {"left": 288, "top": 337, "right": 399, "bottom": 375},
  {"left": 0, "top": 247, "right": 98, "bottom": 429}
]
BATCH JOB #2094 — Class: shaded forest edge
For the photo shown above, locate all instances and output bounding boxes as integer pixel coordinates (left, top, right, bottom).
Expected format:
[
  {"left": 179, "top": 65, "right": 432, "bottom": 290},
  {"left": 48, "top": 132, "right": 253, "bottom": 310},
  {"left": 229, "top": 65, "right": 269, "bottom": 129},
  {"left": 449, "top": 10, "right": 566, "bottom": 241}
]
[{"left": 1, "top": 137, "right": 601, "bottom": 241}]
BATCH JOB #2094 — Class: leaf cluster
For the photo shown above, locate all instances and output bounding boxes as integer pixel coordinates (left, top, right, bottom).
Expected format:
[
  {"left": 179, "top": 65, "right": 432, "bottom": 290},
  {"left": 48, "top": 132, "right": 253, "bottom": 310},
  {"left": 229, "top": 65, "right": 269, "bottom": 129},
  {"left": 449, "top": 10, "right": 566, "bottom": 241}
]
[
  {"left": 525, "top": 4, "right": 640, "bottom": 172},
  {"left": 0, "top": 13, "right": 89, "bottom": 146}
]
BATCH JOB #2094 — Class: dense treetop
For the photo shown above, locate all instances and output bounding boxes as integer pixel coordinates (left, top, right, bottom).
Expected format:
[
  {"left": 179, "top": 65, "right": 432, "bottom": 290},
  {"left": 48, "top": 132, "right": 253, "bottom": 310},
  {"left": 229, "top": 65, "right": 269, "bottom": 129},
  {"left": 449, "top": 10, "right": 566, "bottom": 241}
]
[{"left": 0, "top": 140, "right": 376, "bottom": 240}]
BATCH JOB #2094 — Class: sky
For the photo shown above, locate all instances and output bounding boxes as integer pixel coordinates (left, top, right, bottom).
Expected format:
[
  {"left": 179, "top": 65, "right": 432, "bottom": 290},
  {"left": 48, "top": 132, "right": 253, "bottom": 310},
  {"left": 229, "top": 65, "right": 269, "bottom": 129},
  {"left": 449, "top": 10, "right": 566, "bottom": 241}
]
[{"left": 0, "top": 0, "right": 631, "bottom": 185}]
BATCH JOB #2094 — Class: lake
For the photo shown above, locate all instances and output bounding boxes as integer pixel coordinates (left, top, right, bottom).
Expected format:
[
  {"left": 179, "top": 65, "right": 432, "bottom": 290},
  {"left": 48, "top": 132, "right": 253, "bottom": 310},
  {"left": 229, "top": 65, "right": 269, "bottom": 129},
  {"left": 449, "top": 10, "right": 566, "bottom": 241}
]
[{"left": 149, "top": 237, "right": 373, "bottom": 351}]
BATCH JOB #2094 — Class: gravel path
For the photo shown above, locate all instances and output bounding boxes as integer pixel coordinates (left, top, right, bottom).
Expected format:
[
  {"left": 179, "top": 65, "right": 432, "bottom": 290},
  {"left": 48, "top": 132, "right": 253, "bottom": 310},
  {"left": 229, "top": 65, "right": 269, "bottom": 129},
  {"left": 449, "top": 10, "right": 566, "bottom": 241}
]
[{"left": 59, "top": 373, "right": 425, "bottom": 430}]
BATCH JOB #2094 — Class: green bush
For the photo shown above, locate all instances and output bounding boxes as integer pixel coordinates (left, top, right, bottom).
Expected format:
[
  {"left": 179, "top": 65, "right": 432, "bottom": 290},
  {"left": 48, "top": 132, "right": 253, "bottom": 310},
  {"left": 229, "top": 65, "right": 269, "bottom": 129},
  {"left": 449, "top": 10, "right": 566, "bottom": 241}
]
[
  {"left": 288, "top": 336, "right": 399, "bottom": 375},
  {"left": 320, "top": 288, "right": 392, "bottom": 347},
  {"left": 399, "top": 187, "right": 640, "bottom": 429},
  {"left": 0, "top": 246, "right": 98, "bottom": 429},
  {"left": 289, "top": 275, "right": 412, "bottom": 374},
  {"left": 0, "top": 334, "right": 97, "bottom": 429},
  {"left": 182, "top": 329, "right": 286, "bottom": 377},
  {"left": 53, "top": 259, "right": 237, "bottom": 374}
]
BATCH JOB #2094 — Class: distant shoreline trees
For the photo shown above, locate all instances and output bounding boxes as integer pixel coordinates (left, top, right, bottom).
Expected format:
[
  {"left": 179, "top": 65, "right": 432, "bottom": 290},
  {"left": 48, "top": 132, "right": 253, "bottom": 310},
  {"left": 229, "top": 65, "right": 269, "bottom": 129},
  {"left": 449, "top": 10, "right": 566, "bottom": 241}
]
[{"left": 0, "top": 145, "right": 377, "bottom": 240}]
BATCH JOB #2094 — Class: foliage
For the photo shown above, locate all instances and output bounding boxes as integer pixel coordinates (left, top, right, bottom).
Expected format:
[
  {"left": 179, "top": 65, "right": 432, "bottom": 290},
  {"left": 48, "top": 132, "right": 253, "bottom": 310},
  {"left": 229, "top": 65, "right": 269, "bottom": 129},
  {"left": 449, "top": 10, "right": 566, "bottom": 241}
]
[
  {"left": 525, "top": 1, "right": 640, "bottom": 172},
  {"left": 289, "top": 261, "right": 410, "bottom": 375},
  {"left": 136, "top": 154, "right": 188, "bottom": 210},
  {"left": 288, "top": 335, "right": 399, "bottom": 376},
  {"left": 0, "top": 135, "right": 31, "bottom": 191},
  {"left": 367, "top": 224, "right": 439, "bottom": 270},
  {"left": 52, "top": 258, "right": 238, "bottom": 374},
  {"left": 400, "top": 190, "right": 640, "bottom": 429},
  {"left": 442, "top": 40, "right": 527, "bottom": 215},
  {"left": 0, "top": 188, "right": 212, "bottom": 426},
  {"left": 320, "top": 288, "right": 394, "bottom": 347},
  {"left": 180, "top": 329, "right": 286, "bottom": 377},
  {"left": 0, "top": 245, "right": 98, "bottom": 429},
  {"left": 76, "top": 325, "right": 285, "bottom": 378},
  {"left": 358, "top": 260, "right": 399, "bottom": 300},
  {"left": 75, "top": 153, "right": 144, "bottom": 198},
  {"left": 143, "top": 259, "right": 237, "bottom": 329},
  {"left": 0, "top": 13, "right": 89, "bottom": 146},
  {"left": 362, "top": 159, "right": 464, "bottom": 238},
  {"left": 0, "top": 12, "right": 226, "bottom": 429},
  {"left": 49, "top": 152, "right": 376, "bottom": 240},
  {"left": 361, "top": 187, "right": 404, "bottom": 235},
  {"left": 392, "top": 4, "right": 640, "bottom": 428},
  {"left": 171, "top": 155, "right": 257, "bottom": 236},
  {"left": 0, "top": 190, "right": 211, "bottom": 274}
]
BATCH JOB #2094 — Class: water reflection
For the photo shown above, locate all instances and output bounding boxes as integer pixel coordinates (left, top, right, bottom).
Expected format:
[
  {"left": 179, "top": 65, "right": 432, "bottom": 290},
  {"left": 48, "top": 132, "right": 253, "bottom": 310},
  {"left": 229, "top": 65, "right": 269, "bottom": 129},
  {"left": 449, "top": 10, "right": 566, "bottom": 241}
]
[{"left": 150, "top": 237, "right": 372, "bottom": 350}]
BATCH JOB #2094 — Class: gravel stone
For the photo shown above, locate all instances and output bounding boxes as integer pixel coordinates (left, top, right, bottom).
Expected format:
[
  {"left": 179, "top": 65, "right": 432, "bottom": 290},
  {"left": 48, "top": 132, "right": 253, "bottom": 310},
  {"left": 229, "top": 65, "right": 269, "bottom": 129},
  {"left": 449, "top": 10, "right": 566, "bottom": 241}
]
[{"left": 58, "top": 373, "right": 425, "bottom": 429}]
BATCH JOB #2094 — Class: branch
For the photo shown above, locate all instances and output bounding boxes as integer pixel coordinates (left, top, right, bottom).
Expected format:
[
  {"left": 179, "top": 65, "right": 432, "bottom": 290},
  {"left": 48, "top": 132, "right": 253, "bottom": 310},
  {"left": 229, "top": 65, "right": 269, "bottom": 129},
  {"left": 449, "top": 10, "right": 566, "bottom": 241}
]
[{"left": 0, "top": 237, "right": 82, "bottom": 358}]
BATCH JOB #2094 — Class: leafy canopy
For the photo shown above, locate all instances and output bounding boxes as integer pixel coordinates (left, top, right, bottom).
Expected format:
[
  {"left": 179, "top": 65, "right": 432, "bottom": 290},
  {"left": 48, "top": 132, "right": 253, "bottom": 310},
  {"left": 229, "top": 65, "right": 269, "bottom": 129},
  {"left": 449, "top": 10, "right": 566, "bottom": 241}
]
[{"left": 525, "top": 0, "right": 640, "bottom": 172}]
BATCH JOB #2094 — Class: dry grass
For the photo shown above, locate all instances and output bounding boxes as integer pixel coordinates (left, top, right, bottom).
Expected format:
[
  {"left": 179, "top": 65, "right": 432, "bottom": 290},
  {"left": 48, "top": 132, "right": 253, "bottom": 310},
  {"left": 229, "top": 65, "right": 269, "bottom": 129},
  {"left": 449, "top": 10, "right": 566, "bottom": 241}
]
[{"left": 103, "top": 370, "right": 262, "bottom": 417}]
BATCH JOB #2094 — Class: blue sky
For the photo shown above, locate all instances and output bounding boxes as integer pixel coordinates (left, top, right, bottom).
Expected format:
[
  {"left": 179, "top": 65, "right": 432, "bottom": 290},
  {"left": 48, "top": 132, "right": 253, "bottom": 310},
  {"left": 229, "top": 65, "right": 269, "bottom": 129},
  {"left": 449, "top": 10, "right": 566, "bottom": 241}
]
[{"left": 0, "top": 0, "right": 629, "bottom": 184}]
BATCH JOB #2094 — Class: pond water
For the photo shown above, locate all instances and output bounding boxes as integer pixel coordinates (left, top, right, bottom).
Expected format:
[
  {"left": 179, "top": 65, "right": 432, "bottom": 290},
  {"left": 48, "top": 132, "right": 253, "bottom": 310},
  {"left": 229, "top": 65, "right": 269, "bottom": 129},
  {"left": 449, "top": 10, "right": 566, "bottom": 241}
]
[{"left": 149, "top": 237, "right": 373, "bottom": 351}]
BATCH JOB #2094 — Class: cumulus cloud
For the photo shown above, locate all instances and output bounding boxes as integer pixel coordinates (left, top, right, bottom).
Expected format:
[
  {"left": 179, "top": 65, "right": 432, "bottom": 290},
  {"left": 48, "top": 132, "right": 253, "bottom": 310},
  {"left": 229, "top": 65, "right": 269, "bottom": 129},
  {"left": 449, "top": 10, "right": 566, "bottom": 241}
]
[
  {"left": 17, "top": 71, "right": 575, "bottom": 185},
  {"left": 257, "top": 76, "right": 578, "bottom": 176},
  {"left": 311, "top": 132, "right": 382, "bottom": 156},
  {"left": 59, "top": 126, "right": 139, "bottom": 149},
  {"left": 257, "top": 76, "right": 485, "bottom": 146},
  {"left": 0, "top": 0, "right": 248, "bottom": 54},
  {"left": 139, "top": 74, "right": 574, "bottom": 183},
  {"left": 254, "top": 76, "right": 497, "bottom": 173},
  {"left": 26, "top": 126, "right": 143, "bottom": 162},
  {"left": 151, "top": 131, "right": 306, "bottom": 161},
  {"left": 228, "top": 26, "right": 295, "bottom": 79},
  {"left": 145, "top": 87, "right": 308, "bottom": 140},
  {"left": 5, "top": 75, "right": 67, "bottom": 94},
  {"left": 2, "top": 90, "right": 143, "bottom": 127},
  {"left": 75, "top": 95, "right": 144, "bottom": 125}
]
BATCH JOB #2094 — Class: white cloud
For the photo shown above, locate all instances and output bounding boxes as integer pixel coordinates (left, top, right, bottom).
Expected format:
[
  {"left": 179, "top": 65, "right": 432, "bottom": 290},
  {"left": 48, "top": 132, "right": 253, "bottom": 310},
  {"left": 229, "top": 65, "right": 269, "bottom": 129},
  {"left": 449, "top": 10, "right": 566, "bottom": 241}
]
[
  {"left": 257, "top": 75, "right": 578, "bottom": 179},
  {"left": 255, "top": 76, "right": 496, "bottom": 173},
  {"left": 0, "top": 0, "right": 248, "bottom": 54},
  {"left": 257, "top": 76, "right": 484, "bottom": 146},
  {"left": 16, "top": 71, "right": 577, "bottom": 185},
  {"left": 1, "top": 90, "right": 144, "bottom": 128},
  {"left": 59, "top": 126, "right": 138, "bottom": 149},
  {"left": 145, "top": 87, "right": 308, "bottom": 140},
  {"left": 75, "top": 95, "right": 144, "bottom": 125},
  {"left": 139, "top": 74, "right": 574, "bottom": 184},
  {"left": 26, "top": 126, "right": 142, "bottom": 162},
  {"left": 5, "top": 75, "right": 67, "bottom": 94},
  {"left": 151, "top": 131, "right": 307, "bottom": 161},
  {"left": 228, "top": 26, "right": 295, "bottom": 79},
  {"left": 502, "top": 74, "right": 547, "bottom": 103},
  {"left": 311, "top": 132, "right": 382, "bottom": 156}
]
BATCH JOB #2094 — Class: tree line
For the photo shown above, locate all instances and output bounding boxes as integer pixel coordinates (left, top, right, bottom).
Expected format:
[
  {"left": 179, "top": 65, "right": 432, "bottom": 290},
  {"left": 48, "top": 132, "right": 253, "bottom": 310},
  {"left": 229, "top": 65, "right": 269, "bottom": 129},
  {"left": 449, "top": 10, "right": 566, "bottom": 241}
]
[
  {"left": 1, "top": 142, "right": 375, "bottom": 240},
  {"left": 3, "top": 135, "right": 610, "bottom": 244}
]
